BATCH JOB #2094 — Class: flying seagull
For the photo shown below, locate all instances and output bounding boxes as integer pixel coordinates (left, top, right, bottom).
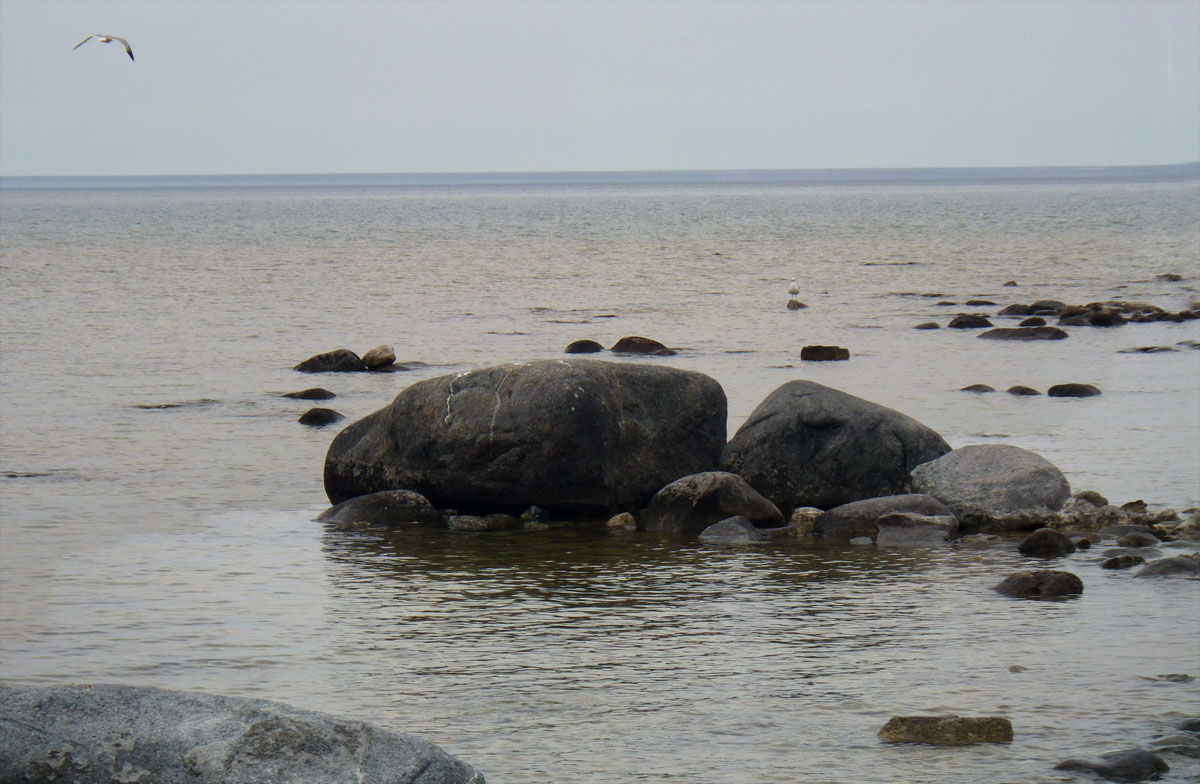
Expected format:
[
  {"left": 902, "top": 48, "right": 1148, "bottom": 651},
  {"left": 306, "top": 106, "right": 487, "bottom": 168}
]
[{"left": 73, "top": 34, "right": 134, "bottom": 62}]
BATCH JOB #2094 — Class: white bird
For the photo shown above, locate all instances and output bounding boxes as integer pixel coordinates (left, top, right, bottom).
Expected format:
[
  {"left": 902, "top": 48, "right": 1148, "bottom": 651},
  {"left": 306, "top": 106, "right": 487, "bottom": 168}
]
[
  {"left": 73, "top": 34, "right": 134, "bottom": 62},
  {"left": 788, "top": 277, "right": 800, "bottom": 296}
]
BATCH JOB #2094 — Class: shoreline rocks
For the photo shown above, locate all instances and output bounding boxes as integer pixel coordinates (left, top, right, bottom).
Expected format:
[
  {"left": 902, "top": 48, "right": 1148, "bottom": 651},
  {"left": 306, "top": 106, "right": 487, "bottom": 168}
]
[{"left": 0, "top": 683, "right": 484, "bottom": 784}]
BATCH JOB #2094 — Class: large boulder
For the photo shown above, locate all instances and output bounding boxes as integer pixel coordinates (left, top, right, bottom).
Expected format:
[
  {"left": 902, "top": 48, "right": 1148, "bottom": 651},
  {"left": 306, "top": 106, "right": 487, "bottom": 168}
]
[
  {"left": 324, "top": 359, "right": 727, "bottom": 514},
  {"left": 813, "top": 494, "right": 954, "bottom": 541},
  {"left": 910, "top": 444, "right": 1070, "bottom": 531},
  {"left": 720, "top": 381, "right": 951, "bottom": 511},
  {"left": 0, "top": 683, "right": 484, "bottom": 784},
  {"left": 640, "top": 471, "right": 784, "bottom": 536}
]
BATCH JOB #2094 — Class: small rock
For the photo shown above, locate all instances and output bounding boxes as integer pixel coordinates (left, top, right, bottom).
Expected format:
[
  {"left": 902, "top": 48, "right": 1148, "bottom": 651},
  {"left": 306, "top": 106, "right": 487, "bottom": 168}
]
[
  {"left": 979, "top": 326, "right": 1070, "bottom": 340},
  {"left": 1158, "top": 273, "right": 1183, "bottom": 281},
  {"left": 1006, "top": 385, "right": 1041, "bottom": 396},
  {"left": 610, "top": 336, "right": 675, "bottom": 355},
  {"left": 788, "top": 506, "right": 823, "bottom": 537},
  {"left": 849, "top": 536, "right": 874, "bottom": 545},
  {"left": 995, "top": 569, "right": 1083, "bottom": 598},
  {"left": 298, "top": 407, "right": 344, "bottom": 426},
  {"left": 1178, "top": 718, "right": 1200, "bottom": 732},
  {"left": 1029, "top": 299, "right": 1067, "bottom": 312},
  {"left": 361, "top": 344, "right": 396, "bottom": 369},
  {"left": 1055, "top": 748, "right": 1169, "bottom": 782},
  {"left": 961, "top": 533, "right": 1000, "bottom": 544},
  {"left": 1119, "top": 345, "right": 1178, "bottom": 354},
  {"left": 316, "top": 489, "right": 440, "bottom": 526},
  {"left": 875, "top": 512, "right": 958, "bottom": 545},
  {"left": 294, "top": 348, "right": 367, "bottom": 373},
  {"left": 1018, "top": 527, "right": 1077, "bottom": 557},
  {"left": 800, "top": 345, "right": 850, "bottom": 361},
  {"left": 1008, "top": 664, "right": 1028, "bottom": 672},
  {"left": 521, "top": 505, "right": 551, "bottom": 522},
  {"left": 1018, "top": 317, "right": 1047, "bottom": 327},
  {"left": 282, "top": 388, "right": 336, "bottom": 400},
  {"left": 966, "top": 299, "right": 997, "bottom": 306},
  {"left": 961, "top": 384, "right": 995, "bottom": 393},
  {"left": 786, "top": 299, "right": 808, "bottom": 310},
  {"left": 948, "top": 314, "right": 994, "bottom": 329},
  {"left": 1150, "top": 733, "right": 1200, "bottom": 759},
  {"left": 1076, "top": 490, "right": 1110, "bottom": 507},
  {"left": 1117, "top": 531, "right": 1162, "bottom": 548},
  {"left": 1002, "top": 280, "right": 1018, "bottom": 287},
  {"left": 605, "top": 512, "right": 637, "bottom": 530},
  {"left": 565, "top": 339, "right": 605, "bottom": 354},
  {"left": 698, "top": 516, "right": 771, "bottom": 544},
  {"left": 446, "top": 514, "right": 523, "bottom": 532},
  {"left": 877, "top": 715, "right": 1013, "bottom": 745},
  {"left": 1101, "top": 554, "right": 1145, "bottom": 570},
  {"left": 914, "top": 321, "right": 941, "bottom": 330},
  {"left": 1048, "top": 383, "right": 1101, "bottom": 398}
]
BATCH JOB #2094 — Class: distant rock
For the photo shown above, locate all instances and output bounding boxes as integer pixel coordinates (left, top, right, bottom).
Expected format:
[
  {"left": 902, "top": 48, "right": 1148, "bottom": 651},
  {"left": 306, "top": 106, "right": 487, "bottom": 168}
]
[
  {"left": 877, "top": 715, "right": 1012, "bottom": 745},
  {"left": 1157, "top": 273, "right": 1183, "bottom": 281},
  {"left": 910, "top": 444, "right": 1071, "bottom": 532},
  {"left": 565, "top": 339, "right": 605, "bottom": 354},
  {"left": 1116, "top": 531, "right": 1161, "bottom": 548},
  {"left": 1018, "top": 316, "right": 1047, "bottom": 327},
  {"left": 294, "top": 348, "right": 367, "bottom": 373},
  {"left": 0, "top": 683, "right": 484, "bottom": 784},
  {"left": 997, "top": 303, "right": 1035, "bottom": 316},
  {"left": 316, "top": 489, "right": 440, "bottom": 526},
  {"left": 948, "top": 314, "right": 993, "bottom": 328},
  {"left": 966, "top": 299, "right": 997, "bottom": 306},
  {"left": 1030, "top": 299, "right": 1067, "bottom": 312},
  {"left": 641, "top": 471, "right": 784, "bottom": 536},
  {"left": 1101, "top": 554, "right": 1145, "bottom": 570},
  {"left": 1007, "top": 385, "right": 1041, "bottom": 396},
  {"left": 786, "top": 299, "right": 807, "bottom": 310},
  {"left": 721, "top": 381, "right": 951, "bottom": 511},
  {"left": 1055, "top": 748, "right": 1169, "bottom": 782},
  {"left": 446, "top": 514, "right": 522, "bottom": 532},
  {"left": 914, "top": 321, "right": 941, "bottom": 329},
  {"left": 978, "top": 326, "right": 1069, "bottom": 340},
  {"left": 282, "top": 388, "right": 336, "bottom": 400},
  {"left": 298, "top": 407, "right": 344, "bottom": 426},
  {"left": 1002, "top": 280, "right": 1018, "bottom": 287},
  {"left": 610, "top": 336, "right": 675, "bottom": 355},
  {"left": 800, "top": 345, "right": 850, "bottom": 361},
  {"left": 960, "top": 384, "right": 995, "bottom": 393},
  {"left": 1048, "top": 383, "right": 1101, "bottom": 398},
  {"left": 995, "top": 569, "right": 1083, "bottom": 598},
  {"left": 361, "top": 344, "right": 396, "bottom": 369}
]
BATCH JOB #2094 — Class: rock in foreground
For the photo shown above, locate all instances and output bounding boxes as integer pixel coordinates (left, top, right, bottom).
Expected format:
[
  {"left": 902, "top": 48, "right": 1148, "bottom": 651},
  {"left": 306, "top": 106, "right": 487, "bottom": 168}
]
[
  {"left": 877, "top": 715, "right": 1013, "bottom": 745},
  {"left": 1055, "top": 748, "right": 1169, "bottom": 782},
  {"left": 0, "top": 683, "right": 484, "bottom": 784},
  {"left": 721, "top": 381, "right": 950, "bottom": 511},
  {"left": 324, "top": 359, "right": 726, "bottom": 514}
]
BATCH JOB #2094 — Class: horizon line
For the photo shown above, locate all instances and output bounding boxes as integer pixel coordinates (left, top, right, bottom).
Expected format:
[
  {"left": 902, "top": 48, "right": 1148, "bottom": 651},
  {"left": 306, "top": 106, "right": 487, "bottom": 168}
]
[{"left": 3, "top": 161, "right": 1199, "bottom": 182}]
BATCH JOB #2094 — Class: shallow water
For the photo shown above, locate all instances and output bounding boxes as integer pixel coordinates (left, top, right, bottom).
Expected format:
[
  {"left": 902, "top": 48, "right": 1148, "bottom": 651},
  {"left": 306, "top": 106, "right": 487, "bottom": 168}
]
[{"left": 1, "top": 168, "right": 1198, "bottom": 781}]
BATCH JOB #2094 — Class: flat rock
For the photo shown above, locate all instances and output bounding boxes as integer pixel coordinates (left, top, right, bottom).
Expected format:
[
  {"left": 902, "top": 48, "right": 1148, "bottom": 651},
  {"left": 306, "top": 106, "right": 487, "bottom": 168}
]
[
  {"left": 1136, "top": 554, "right": 1200, "bottom": 577},
  {"left": 282, "top": 388, "right": 336, "bottom": 400},
  {"left": 978, "top": 326, "right": 1069, "bottom": 340},
  {"left": 294, "top": 348, "right": 367, "bottom": 373},
  {"left": 0, "top": 683, "right": 484, "bottom": 784},
  {"left": 800, "top": 345, "right": 850, "bottom": 361},
  {"left": 877, "top": 715, "right": 1013, "bottom": 745}
]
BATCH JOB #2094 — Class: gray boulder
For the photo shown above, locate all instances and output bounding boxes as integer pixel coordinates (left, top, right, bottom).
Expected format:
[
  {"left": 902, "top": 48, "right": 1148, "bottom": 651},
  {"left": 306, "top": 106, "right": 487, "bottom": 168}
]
[
  {"left": 294, "top": 349, "right": 367, "bottom": 373},
  {"left": 720, "top": 381, "right": 951, "bottom": 511},
  {"left": 324, "top": 359, "right": 726, "bottom": 514},
  {"left": 875, "top": 512, "right": 958, "bottom": 545},
  {"left": 910, "top": 444, "right": 1071, "bottom": 532},
  {"left": 1055, "top": 749, "right": 1169, "bottom": 782},
  {"left": 877, "top": 715, "right": 1012, "bottom": 745},
  {"left": 978, "top": 326, "right": 1069, "bottom": 340},
  {"left": 640, "top": 471, "right": 784, "bottom": 536},
  {"left": 995, "top": 569, "right": 1083, "bottom": 598},
  {"left": 813, "top": 494, "right": 954, "bottom": 541},
  {"left": 698, "top": 516, "right": 772, "bottom": 544},
  {"left": 0, "top": 683, "right": 484, "bottom": 784},
  {"left": 1136, "top": 554, "right": 1200, "bottom": 577},
  {"left": 316, "top": 489, "right": 440, "bottom": 526}
]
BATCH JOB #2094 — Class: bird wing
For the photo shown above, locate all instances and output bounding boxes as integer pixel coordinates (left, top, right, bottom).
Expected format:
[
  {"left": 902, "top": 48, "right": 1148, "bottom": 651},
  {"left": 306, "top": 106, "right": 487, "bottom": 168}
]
[
  {"left": 110, "top": 36, "right": 135, "bottom": 61},
  {"left": 72, "top": 35, "right": 96, "bottom": 50}
]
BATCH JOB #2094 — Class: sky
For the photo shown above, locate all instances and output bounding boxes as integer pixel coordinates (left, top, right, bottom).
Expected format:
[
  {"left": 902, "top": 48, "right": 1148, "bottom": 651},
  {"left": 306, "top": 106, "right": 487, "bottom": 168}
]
[{"left": 0, "top": 0, "right": 1197, "bottom": 177}]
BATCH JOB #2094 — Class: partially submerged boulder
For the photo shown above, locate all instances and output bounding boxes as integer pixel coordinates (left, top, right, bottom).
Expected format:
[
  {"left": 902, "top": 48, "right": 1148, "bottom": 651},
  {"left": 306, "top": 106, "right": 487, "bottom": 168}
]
[
  {"left": 0, "top": 683, "right": 484, "bottom": 784},
  {"left": 1018, "top": 527, "right": 1077, "bottom": 557},
  {"left": 813, "top": 494, "right": 953, "bottom": 541},
  {"left": 610, "top": 336, "right": 675, "bottom": 355},
  {"left": 1136, "top": 554, "right": 1200, "bottom": 578},
  {"left": 910, "top": 444, "right": 1070, "bottom": 532},
  {"left": 324, "top": 359, "right": 726, "bottom": 514},
  {"left": 1055, "top": 749, "right": 1169, "bottom": 782},
  {"left": 698, "top": 516, "right": 772, "bottom": 544},
  {"left": 640, "top": 471, "right": 784, "bottom": 536},
  {"left": 316, "top": 489, "right": 440, "bottom": 526},
  {"left": 720, "top": 381, "right": 951, "bottom": 511},
  {"left": 362, "top": 344, "right": 397, "bottom": 369},
  {"left": 294, "top": 348, "right": 367, "bottom": 373},
  {"left": 995, "top": 569, "right": 1083, "bottom": 598},
  {"left": 298, "top": 407, "right": 344, "bottom": 427},
  {"left": 978, "top": 326, "right": 1069, "bottom": 340},
  {"left": 565, "top": 339, "right": 604, "bottom": 354},
  {"left": 877, "top": 715, "right": 1012, "bottom": 745},
  {"left": 875, "top": 512, "right": 958, "bottom": 545}
]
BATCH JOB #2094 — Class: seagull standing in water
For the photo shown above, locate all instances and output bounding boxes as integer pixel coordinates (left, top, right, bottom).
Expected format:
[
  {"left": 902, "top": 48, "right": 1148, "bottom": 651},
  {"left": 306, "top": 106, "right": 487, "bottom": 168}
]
[{"left": 73, "top": 34, "right": 134, "bottom": 61}]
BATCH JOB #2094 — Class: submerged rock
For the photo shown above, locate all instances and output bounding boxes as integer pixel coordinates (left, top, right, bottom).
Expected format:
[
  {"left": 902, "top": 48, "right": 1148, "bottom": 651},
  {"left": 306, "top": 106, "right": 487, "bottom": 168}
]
[
  {"left": 960, "top": 384, "right": 995, "bottom": 393},
  {"left": 298, "top": 407, "right": 344, "bottom": 426},
  {"left": 1055, "top": 748, "right": 1169, "bottom": 782},
  {"left": 316, "top": 489, "right": 440, "bottom": 526},
  {"left": 910, "top": 444, "right": 1070, "bottom": 532},
  {"left": 0, "top": 683, "right": 484, "bottom": 784},
  {"left": 1101, "top": 554, "right": 1146, "bottom": 570},
  {"left": 800, "top": 345, "right": 850, "bottom": 361},
  {"left": 610, "top": 336, "right": 675, "bottom": 355},
  {"left": 1048, "top": 383, "right": 1102, "bottom": 398},
  {"left": 564, "top": 339, "right": 604, "bottom": 354},
  {"left": 721, "top": 381, "right": 950, "bottom": 512},
  {"left": 1007, "top": 385, "right": 1041, "bottom": 396},
  {"left": 814, "top": 494, "right": 953, "bottom": 541},
  {"left": 1136, "top": 554, "right": 1200, "bottom": 578},
  {"left": 698, "top": 516, "right": 771, "bottom": 544},
  {"left": 948, "top": 314, "right": 993, "bottom": 329},
  {"left": 282, "top": 387, "right": 336, "bottom": 400},
  {"left": 978, "top": 326, "right": 1069, "bottom": 340},
  {"left": 995, "top": 569, "right": 1083, "bottom": 598},
  {"left": 877, "top": 715, "right": 1013, "bottom": 745},
  {"left": 324, "top": 359, "right": 726, "bottom": 514},
  {"left": 1018, "top": 527, "right": 1077, "bottom": 557},
  {"left": 875, "top": 512, "right": 958, "bottom": 545}
]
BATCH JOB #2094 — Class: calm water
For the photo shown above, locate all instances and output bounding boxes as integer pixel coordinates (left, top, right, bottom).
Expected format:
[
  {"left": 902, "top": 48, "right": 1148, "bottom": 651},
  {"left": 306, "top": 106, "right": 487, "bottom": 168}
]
[{"left": 2, "top": 168, "right": 1198, "bottom": 782}]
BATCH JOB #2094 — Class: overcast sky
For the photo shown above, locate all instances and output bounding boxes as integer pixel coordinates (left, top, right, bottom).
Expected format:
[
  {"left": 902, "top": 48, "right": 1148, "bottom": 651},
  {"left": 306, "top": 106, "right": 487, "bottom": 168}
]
[{"left": 1, "top": 0, "right": 1197, "bottom": 176}]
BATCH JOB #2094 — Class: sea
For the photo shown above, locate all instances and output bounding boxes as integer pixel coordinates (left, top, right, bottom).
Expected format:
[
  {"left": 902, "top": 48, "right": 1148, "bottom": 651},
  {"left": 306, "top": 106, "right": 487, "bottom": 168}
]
[{"left": 1, "top": 165, "right": 1198, "bottom": 782}]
